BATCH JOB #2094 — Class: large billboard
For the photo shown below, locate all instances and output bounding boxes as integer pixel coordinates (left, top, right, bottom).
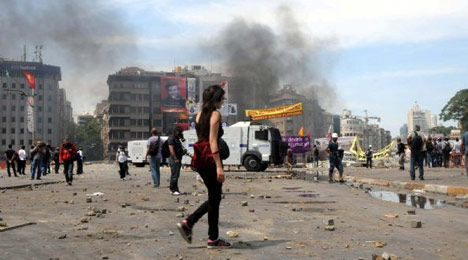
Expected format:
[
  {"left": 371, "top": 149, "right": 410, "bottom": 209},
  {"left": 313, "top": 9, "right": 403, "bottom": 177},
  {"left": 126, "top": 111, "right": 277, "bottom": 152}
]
[{"left": 161, "top": 76, "right": 187, "bottom": 113}]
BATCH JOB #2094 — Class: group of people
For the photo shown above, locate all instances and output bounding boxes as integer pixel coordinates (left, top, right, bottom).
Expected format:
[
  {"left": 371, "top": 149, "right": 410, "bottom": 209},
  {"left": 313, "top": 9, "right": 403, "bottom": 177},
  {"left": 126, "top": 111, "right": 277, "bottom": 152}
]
[{"left": 3, "top": 139, "right": 84, "bottom": 185}]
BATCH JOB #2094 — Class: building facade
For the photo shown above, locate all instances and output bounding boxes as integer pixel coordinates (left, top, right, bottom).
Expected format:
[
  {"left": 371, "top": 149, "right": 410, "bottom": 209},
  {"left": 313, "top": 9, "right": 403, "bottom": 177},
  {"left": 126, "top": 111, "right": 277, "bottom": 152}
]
[
  {"left": 407, "top": 103, "right": 435, "bottom": 136},
  {"left": 0, "top": 59, "right": 72, "bottom": 152}
]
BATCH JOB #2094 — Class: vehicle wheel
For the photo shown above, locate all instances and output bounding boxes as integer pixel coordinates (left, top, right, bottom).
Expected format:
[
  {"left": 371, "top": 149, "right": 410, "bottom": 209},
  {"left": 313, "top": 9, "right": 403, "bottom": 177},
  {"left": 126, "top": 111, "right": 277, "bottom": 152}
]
[
  {"left": 259, "top": 162, "right": 268, "bottom": 172},
  {"left": 244, "top": 155, "right": 262, "bottom": 172},
  {"left": 134, "top": 163, "right": 145, "bottom": 167}
]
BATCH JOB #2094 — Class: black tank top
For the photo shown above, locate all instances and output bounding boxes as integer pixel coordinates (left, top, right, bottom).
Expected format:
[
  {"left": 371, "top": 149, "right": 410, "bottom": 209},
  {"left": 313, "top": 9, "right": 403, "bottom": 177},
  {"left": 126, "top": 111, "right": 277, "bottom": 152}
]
[{"left": 195, "top": 117, "right": 223, "bottom": 140}]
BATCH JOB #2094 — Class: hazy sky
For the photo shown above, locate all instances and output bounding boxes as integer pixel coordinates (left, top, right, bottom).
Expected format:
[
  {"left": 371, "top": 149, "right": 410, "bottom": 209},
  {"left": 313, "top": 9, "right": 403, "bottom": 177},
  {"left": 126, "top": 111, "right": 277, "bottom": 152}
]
[{"left": 3, "top": 0, "right": 467, "bottom": 136}]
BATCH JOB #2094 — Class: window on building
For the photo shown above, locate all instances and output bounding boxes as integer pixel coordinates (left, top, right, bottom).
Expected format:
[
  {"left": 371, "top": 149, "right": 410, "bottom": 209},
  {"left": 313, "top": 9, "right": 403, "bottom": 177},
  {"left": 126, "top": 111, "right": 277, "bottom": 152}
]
[
  {"left": 1, "top": 105, "right": 6, "bottom": 111},
  {"left": 20, "top": 95, "right": 24, "bottom": 100},
  {"left": 20, "top": 106, "right": 24, "bottom": 111},
  {"left": 11, "top": 128, "right": 15, "bottom": 134},
  {"left": 11, "top": 106, "right": 15, "bottom": 111},
  {"left": 48, "top": 129, "right": 52, "bottom": 134},
  {"left": 38, "top": 95, "right": 43, "bottom": 101},
  {"left": 38, "top": 106, "right": 43, "bottom": 112},
  {"left": 20, "top": 140, "right": 24, "bottom": 145},
  {"left": 153, "top": 120, "right": 161, "bottom": 127},
  {"left": 29, "top": 140, "right": 32, "bottom": 145},
  {"left": 12, "top": 83, "right": 16, "bottom": 89},
  {"left": 1, "top": 139, "right": 5, "bottom": 145},
  {"left": 11, "top": 139, "right": 15, "bottom": 145},
  {"left": 20, "top": 128, "right": 24, "bottom": 134},
  {"left": 1, "top": 128, "right": 5, "bottom": 134},
  {"left": 20, "top": 117, "right": 24, "bottom": 123},
  {"left": 20, "top": 84, "right": 24, "bottom": 89},
  {"left": 48, "top": 118, "right": 52, "bottom": 123},
  {"left": 38, "top": 117, "right": 43, "bottom": 123},
  {"left": 143, "top": 119, "right": 149, "bottom": 126},
  {"left": 48, "top": 106, "right": 52, "bottom": 112},
  {"left": 131, "top": 132, "right": 136, "bottom": 138},
  {"left": 2, "top": 94, "right": 6, "bottom": 99},
  {"left": 2, "top": 83, "right": 6, "bottom": 88},
  {"left": 153, "top": 107, "right": 160, "bottom": 113},
  {"left": 37, "top": 129, "right": 42, "bottom": 134},
  {"left": 1, "top": 117, "right": 5, "bottom": 122},
  {"left": 11, "top": 94, "right": 16, "bottom": 100},
  {"left": 39, "top": 84, "right": 43, "bottom": 90},
  {"left": 11, "top": 117, "right": 15, "bottom": 122}
]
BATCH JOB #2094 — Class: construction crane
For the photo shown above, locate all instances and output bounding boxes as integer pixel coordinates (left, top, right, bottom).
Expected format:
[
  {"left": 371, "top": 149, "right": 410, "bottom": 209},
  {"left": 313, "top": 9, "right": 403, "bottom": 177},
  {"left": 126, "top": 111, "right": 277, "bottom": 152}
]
[{"left": 363, "top": 109, "right": 381, "bottom": 123}]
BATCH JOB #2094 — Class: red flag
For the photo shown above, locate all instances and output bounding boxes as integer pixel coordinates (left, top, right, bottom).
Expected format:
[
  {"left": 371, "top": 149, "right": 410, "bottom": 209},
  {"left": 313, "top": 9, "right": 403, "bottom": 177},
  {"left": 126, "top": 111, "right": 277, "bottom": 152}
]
[{"left": 24, "top": 72, "right": 35, "bottom": 89}]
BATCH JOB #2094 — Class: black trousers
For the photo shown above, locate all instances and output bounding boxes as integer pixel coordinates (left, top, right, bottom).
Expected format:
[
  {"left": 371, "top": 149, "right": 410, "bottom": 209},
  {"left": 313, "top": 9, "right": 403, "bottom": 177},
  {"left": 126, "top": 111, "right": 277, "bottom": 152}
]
[
  {"left": 119, "top": 162, "right": 127, "bottom": 179},
  {"left": 17, "top": 160, "right": 26, "bottom": 175},
  {"left": 54, "top": 160, "right": 60, "bottom": 173},
  {"left": 6, "top": 160, "right": 17, "bottom": 176},
  {"left": 186, "top": 166, "right": 222, "bottom": 240},
  {"left": 366, "top": 158, "right": 373, "bottom": 168},
  {"left": 443, "top": 154, "right": 450, "bottom": 168}
]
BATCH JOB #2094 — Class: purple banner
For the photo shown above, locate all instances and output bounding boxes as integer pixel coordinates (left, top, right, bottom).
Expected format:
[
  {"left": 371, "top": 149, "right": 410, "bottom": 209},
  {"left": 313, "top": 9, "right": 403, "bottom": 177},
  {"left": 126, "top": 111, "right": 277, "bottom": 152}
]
[{"left": 282, "top": 136, "right": 311, "bottom": 154}]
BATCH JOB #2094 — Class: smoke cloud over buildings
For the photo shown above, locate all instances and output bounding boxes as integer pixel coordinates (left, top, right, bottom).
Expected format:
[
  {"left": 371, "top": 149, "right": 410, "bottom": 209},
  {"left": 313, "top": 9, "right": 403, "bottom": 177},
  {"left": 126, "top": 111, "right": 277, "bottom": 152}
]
[
  {"left": 204, "top": 6, "right": 336, "bottom": 110},
  {"left": 0, "top": 0, "right": 137, "bottom": 113}
]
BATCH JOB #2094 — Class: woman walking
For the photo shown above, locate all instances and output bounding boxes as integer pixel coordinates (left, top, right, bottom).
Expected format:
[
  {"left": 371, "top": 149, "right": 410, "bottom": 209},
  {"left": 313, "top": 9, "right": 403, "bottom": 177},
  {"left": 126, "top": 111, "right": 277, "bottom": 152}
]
[{"left": 177, "top": 84, "right": 231, "bottom": 248}]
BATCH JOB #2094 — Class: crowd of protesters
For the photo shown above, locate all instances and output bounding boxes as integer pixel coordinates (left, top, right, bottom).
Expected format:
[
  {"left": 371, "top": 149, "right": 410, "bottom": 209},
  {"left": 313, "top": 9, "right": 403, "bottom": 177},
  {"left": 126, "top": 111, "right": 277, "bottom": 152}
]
[{"left": 2, "top": 139, "right": 84, "bottom": 185}]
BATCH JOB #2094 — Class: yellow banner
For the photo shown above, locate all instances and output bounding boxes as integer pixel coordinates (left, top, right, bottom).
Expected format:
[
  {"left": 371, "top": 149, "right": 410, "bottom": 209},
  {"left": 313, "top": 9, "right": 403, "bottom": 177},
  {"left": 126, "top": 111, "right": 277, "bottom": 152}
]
[
  {"left": 245, "top": 102, "right": 303, "bottom": 121},
  {"left": 349, "top": 136, "right": 395, "bottom": 162}
]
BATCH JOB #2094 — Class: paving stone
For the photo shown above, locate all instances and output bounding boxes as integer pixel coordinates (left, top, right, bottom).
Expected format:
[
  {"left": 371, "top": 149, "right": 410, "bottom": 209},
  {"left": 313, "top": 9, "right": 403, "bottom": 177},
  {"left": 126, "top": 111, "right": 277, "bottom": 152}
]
[
  {"left": 411, "top": 221, "right": 422, "bottom": 228},
  {"left": 241, "top": 201, "right": 248, "bottom": 206}
]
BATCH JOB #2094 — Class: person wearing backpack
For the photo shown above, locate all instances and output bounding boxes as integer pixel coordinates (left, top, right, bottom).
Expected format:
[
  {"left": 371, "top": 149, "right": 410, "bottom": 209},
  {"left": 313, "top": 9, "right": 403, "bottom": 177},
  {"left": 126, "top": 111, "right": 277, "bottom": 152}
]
[
  {"left": 407, "top": 125, "right": 426, "bottom": 180},
  {"left": 442, "top": 137, "right": 452, "bottom": 168},
  {"left": 396, "top": 138, "right": 406, "bottom": 170},
  {"left": 146, "top": 128, "right": 162, "bottom": 188},
  {"left": 59, "top": 139, "right": 77, "bottom": 185},
  {"left": 176, "top": 84, "right": 231, "bottom": 249},
  {"left": 168, "top": 125, "right": 185, "bottom": 195},
  {"left": 366, "top": 145, "right": 373, "bottom": 169}
]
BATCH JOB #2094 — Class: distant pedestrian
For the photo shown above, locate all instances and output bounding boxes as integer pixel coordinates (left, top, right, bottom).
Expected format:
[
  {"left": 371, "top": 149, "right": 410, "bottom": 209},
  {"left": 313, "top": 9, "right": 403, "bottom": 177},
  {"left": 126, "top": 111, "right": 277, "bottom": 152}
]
[
  {"left": 43, "top": 144, "right": 52, "bottom": 175},
  {"left": 177, "top": 84, "right": 231, "bottom": 248},
  {"left": 425, "top": 137, "right": 433, "bottom": 168},
  {"left": 116, "top": 146, "right": 128, "bottom": 180},
  {"left": 453, "top": 138, "right": 462, "bottom": 167},
  {"left": 407, "top": 125, "right": 425, "bottom": 180},
  {"left": 31, "top": 141, "right": 47, "bottom": 180},
  {"left": 17, "top": 145, "right": 27, "bottom": 175},
  {"left": 53, "top": 148, "right": 60, "bottom": 174},
  {"left": 77, "top": 147, "right": 84, "bottom": 174},
  {"left": 168, "top": 125, "right": 185, "bottom": 195},
  {"left": 146, "top": 128, "right": 162, "bottom": 188},
  {"left": 59, "top": 139, "right": 77, "bottom": 185},
  {"left": 312, "top": 145, "right": 319, "bottom": 167},
  {"left": 366, "top": 145, "right": 373, "bottom": 169},
  {"left": 396, "top": 138, "right": 406, "bottom": 170},
  {"left": 4, "top": 145, "right": 18, "bottom": 177},
  {"left": 326, "top": 133, "right": 344, "bottom": 183},
  {"left": 435, "top": 138, "right": 443, "bottom": 167},
  {"left": 442, "top": 137, "right": 452, "bottom": 168},
  {"left": 461, "top": 131, "right": 468, "bottom": 178}
]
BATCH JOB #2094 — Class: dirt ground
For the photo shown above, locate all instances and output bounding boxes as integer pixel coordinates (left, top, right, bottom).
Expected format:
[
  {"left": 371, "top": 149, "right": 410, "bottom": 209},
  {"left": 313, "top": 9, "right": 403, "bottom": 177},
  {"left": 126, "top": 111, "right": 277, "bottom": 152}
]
[{"left": 0, "top": 163, "right": 467, "bottom": 260}]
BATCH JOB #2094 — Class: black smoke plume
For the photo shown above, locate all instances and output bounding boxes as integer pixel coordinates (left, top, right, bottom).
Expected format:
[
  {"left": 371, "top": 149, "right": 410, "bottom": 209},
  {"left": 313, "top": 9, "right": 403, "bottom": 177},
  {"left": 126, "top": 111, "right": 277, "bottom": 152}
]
[{"left": 0, "top": 0, "right": 137, "bottom": 113}]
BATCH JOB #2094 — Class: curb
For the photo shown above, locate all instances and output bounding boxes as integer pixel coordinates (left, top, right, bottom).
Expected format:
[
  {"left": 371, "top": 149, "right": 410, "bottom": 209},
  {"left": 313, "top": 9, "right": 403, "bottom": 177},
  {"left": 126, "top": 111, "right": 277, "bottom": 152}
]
[
  {"left": 345, "top": 176, "right": 468, "bottom": 196},
  {"left": 0, "top": 180, "right": 64, "bottom": 190}
]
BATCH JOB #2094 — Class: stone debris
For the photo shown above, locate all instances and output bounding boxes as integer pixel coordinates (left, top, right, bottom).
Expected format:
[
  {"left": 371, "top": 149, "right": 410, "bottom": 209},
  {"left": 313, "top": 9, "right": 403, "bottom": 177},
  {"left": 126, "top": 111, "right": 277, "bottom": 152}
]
[
  {"left": 285, "top": 246, "right": 292, "bottom": 249},
  {"left": 142, "top": 197, "right": 150, "bottom": 201},
  {"left": 265, "top": 195, "right": 271, "bottom": 199},
  {"left": 249, "top": 209, "right": 255, "bottom": 213},
  {"left": 0, "top": 222, "right": 7, "bottom": 227},
  {"left": 324, "top": 225, "right": 335, "bottom": 231},
  {"left": 86, "top": 212, "right": 96, "bottom": 217},
  {"left": 57, "top": 234, "right": 67, "bottom": 239},
  {"left": 80, "top": 217, "right": 89, "bottom": 223},
  {"left": 374, "top": 241, "right": 386, "bottom": 248},
  {"left": 226, "top": 230, "right": 239, "bottom": 238},
  {"left": 176, "top": 213, "right": 185, "bottom": 218},
  {"left": 102, "top": 256, "right": 109, "bottom": 259},
  {"left": 407, "top": 209, "right": 416, "bottom": 215},
  {"left": 250, "top": 195, "right": 255, "bottom": 199},
  {"left": 326, "top": 219, "right": 334, "bottom": 226},
  {"left": 411, "top": 221, "right": 422, "bottom": 228},
  {"left": 86, "top": 197, "right": 92, "bottom": 203},
  {"left": 177, "top": 206, "right": 186, "bottom": 212},
  {"left": 384, "top": 214, "right": 398, "bottom": 219},
  {"left": 169, "top": 231, "right": 174, "bottom": 236},
  {"left": 184, "top": 199, "right": 189, "bottom": 205},
  {"left": 241, "top": 201, "right": 248, "bottom": 206},
  {"left": 263, "top": 236, "right": 268, "bottom": 241},
  {"left": 174, "top": 198, "right": 180, "bottom": 203}
]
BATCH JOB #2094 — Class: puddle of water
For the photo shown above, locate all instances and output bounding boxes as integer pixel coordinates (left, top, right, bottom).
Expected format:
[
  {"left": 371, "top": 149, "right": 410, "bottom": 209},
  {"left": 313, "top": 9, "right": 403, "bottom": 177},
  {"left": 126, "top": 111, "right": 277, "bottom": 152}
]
[{"left": 369, "top": 191, "right": 445, "bottom": 210}]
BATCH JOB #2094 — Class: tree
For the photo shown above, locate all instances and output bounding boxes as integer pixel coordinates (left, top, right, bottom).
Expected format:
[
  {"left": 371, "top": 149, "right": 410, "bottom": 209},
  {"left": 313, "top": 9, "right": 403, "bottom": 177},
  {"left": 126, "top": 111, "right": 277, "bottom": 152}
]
[
  {"left": 440, "top": 89, "right": 468, "bottom": 132},
  {"left": 74, "top": 119, "right": 103, "bottom": 161},
  {"left": 430, "top": 125, "right": 456, "bottom": 137}
]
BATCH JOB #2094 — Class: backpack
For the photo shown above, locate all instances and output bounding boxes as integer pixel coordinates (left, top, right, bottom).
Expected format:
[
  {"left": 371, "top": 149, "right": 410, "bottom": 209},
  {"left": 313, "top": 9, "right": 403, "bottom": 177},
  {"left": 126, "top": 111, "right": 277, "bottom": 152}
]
[
  {"left": 426, "top": 141, "right": 434, "bottom": 152},
  {"left": 443, "top": 141, "right": 452, "bottom": 154},
  {"left": 190, "top": 140, "right": 215, "bottom": 171},
  {"left": 62, "top": 148, "right": 74, "bottom": 161},
  {"left": 148, "top": 136, "right": 160, "bottom": 156},
  {"left": 410, "top": 132, "right": 423, "bottom": 152},
  {"left": 161, "top": 140, "right": 170, "bottom": 158}
]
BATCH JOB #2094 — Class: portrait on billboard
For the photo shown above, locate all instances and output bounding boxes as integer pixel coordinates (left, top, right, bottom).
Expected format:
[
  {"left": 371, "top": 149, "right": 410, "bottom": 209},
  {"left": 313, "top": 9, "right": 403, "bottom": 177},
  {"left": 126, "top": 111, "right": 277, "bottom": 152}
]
[{"left": 161, "top": 76, "right": 187, "bottom": 111}]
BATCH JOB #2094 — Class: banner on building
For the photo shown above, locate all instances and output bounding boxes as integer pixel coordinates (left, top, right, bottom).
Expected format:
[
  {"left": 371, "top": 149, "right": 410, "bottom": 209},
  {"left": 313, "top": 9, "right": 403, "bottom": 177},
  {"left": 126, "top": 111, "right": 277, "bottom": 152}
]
[
  {"left": 187, "top": 78, "right": 197, "bottom": 101},
  {"left": 228, "top": 103, "right": 237, "bottom": 115},
  {"left": 245, "top": 102, "right": 303, "bottom": 121},
  {"left": 188, "top": 103, "right": 200, "bottom": 115},
  {"left": 161, "top": 76, "right": 187, "bottom": 113},
  {"left": 27, "top": 105, "right": 34, "bottom": 133},
  {"left": 282, "top": 136, "right": 311, "bottom": 154}
]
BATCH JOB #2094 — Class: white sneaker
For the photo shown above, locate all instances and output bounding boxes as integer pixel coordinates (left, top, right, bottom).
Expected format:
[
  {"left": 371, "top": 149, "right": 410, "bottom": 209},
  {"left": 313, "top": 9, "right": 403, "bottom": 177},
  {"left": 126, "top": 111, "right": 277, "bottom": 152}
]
[{"left": 171, "top": 191, "right": 181, "bottom": 196}]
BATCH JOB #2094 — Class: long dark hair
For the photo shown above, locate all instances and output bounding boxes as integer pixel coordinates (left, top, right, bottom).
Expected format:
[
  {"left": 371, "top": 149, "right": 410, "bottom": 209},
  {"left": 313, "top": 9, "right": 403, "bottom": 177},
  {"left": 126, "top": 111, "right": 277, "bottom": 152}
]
[{"left": 197, "top": 85, "right": 225, "bottom": 140}]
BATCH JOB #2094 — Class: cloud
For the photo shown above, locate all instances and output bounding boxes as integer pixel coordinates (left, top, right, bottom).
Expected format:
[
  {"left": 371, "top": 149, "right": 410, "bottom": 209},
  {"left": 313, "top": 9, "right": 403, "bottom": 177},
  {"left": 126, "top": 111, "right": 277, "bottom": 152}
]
[
  {"left": 134, "top": 0, "right": 468, "bottom": 49},
  {"left": 346, "top": 67, "right": 467, "bottom": 81}
]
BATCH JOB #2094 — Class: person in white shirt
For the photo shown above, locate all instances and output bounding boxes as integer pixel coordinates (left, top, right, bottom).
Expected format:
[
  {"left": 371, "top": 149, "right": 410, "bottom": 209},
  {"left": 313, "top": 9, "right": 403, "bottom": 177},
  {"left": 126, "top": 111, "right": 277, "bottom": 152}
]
[
  {"left": 17, "top": 146, "right": 27, "bottom": 175},
  {"left": 77, "top": 148, "right": 84, "bottom": 174},
  {"left": 115, "top": 146, "right": 128, "bottom": 180}
]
